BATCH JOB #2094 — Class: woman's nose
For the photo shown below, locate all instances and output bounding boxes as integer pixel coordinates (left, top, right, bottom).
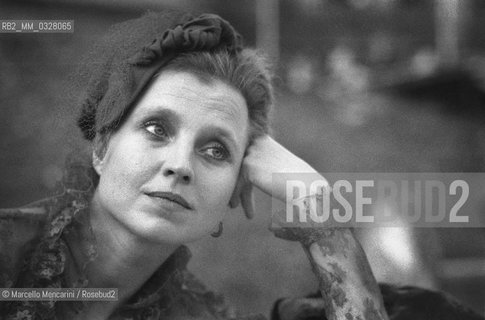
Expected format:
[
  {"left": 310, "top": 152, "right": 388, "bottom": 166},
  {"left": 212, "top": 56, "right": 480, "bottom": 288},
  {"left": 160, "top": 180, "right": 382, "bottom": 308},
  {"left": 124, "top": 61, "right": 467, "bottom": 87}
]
[
  {"left": 163, "top": 165, "right": 192, "bottom": 184},
  {"left": 162, "top": 141, "right": 194, "bottom": 184}
]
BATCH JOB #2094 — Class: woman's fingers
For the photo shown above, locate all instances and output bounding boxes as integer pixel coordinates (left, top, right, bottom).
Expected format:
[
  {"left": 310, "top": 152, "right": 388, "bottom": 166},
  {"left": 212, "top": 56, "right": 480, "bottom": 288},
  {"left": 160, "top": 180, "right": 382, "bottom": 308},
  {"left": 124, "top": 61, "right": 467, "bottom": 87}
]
[
  {"left": 229, "top": 168, "right": 255, "bottom": 219},
  {"left": 240, "top": 183, "right": 255, "bottom": 219},
  {"left": 229, "top": 178, "right": 243, "bottom": 209},
  {"left": 229, "top": 196, "right": 240, "bottom": 209}
]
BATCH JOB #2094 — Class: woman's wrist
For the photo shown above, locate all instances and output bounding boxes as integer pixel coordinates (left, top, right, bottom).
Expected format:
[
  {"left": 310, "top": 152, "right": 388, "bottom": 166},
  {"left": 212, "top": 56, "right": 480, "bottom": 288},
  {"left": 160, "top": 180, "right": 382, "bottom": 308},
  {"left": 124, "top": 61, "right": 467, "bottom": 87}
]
[
  {"left": 294, "top": 228, "right": 340, "bottom": 249},
  {"left": 303, "top": 229, "right": 389, "bottom": 320},
  {"left": 284, "top": 184, "right": 335, "bottom": 248}
]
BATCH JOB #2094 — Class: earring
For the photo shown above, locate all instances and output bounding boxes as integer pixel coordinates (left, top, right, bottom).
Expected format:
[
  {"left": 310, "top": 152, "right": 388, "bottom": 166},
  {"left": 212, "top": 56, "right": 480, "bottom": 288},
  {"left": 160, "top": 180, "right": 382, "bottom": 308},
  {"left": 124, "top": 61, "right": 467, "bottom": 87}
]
[{"left": 211, "top": 221, "right": 223, "bottom": 238}]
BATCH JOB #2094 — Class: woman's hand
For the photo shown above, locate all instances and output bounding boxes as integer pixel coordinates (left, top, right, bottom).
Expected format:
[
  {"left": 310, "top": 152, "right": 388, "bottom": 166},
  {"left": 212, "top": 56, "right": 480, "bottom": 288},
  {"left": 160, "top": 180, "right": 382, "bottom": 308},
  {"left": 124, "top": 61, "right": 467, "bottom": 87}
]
[
  {"left": 230, "top": 135, "right": 389, "bottom": 320},
  {"left": 230, "top": 135, "right": 326, "bottom": 219}
]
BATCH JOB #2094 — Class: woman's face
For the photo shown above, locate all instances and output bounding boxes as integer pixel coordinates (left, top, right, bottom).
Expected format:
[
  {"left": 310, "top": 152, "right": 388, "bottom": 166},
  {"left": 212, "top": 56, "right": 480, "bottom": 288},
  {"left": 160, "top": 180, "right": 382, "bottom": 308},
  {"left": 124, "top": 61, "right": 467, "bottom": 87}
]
[{"left": 92, "top": 71, "right": 249, "bottom": 244}]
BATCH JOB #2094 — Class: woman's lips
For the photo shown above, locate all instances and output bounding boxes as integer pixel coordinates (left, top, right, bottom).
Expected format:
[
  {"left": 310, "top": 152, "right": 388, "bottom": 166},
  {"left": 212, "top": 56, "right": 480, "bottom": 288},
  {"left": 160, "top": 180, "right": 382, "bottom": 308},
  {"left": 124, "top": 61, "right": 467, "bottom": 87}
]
[{"left": 144, "top": 191, "right": 193, "bottom": 210}]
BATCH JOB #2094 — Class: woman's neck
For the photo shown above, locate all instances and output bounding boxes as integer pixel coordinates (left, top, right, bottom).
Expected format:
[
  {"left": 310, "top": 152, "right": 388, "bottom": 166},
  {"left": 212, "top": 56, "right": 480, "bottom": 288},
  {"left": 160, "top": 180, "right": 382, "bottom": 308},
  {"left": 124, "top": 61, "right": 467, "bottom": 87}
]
[{"left": 66, "top": 191, "right": 179, "bottom": 319}]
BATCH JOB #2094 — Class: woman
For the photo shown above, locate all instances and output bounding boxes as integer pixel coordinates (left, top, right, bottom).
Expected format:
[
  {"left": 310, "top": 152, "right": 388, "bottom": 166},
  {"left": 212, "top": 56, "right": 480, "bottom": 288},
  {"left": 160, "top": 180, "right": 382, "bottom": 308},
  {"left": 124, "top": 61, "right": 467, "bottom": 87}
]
[{"left": 0, "top": 10, "right": 389, "bottom": 320}]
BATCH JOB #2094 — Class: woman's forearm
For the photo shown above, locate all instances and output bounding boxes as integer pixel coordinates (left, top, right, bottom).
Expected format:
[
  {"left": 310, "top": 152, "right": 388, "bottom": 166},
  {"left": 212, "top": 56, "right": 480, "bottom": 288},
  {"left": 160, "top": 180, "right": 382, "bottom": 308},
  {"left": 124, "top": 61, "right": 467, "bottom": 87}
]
[{"left": 302, "top": 228, "right": 389, "bottom": 320}]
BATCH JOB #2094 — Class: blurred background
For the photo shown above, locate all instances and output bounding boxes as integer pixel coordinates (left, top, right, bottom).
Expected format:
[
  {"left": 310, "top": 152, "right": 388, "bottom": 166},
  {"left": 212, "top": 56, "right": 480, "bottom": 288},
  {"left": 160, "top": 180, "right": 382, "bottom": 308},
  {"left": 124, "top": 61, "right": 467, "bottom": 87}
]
[{"left": 0, "top": 0, "right": 484, "bottom": 317}]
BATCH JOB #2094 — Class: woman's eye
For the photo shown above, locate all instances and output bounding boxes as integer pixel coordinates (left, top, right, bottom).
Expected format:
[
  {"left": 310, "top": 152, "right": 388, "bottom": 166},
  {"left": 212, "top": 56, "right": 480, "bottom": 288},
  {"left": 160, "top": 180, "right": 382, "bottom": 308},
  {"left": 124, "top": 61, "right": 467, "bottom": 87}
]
[
  {"left": 202, "top": 144, "right": 230, "bottom": 161},
  {"left": 144, "top": 122, "right": 167, "bottom": 138}
]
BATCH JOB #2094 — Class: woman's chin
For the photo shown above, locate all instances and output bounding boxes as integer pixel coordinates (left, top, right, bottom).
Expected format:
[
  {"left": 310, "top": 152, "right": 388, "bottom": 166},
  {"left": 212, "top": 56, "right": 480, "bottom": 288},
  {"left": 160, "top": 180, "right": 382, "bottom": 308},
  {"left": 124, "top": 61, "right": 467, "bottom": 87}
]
[{"left": 122, "top": 215, "right": 205, "bottom": 245}]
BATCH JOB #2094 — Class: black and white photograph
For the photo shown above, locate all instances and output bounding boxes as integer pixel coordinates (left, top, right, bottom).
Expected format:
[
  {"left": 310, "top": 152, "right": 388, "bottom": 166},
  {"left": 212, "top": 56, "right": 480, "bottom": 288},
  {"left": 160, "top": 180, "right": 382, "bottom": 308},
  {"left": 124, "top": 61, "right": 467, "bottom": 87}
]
[{"left": 0, "top": 0, "right": 484, "bottom": 319}]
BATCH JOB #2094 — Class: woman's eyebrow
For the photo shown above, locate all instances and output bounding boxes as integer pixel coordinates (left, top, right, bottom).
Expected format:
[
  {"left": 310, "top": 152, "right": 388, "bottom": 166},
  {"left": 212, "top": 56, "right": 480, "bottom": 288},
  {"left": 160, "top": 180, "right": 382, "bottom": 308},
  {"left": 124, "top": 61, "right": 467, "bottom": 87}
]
[
  {"left": 203, "top": 126, "right": 239, "bottom": 150},
  {"left": 139, "top": 107, "right": 180, "bottom": 125}
]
